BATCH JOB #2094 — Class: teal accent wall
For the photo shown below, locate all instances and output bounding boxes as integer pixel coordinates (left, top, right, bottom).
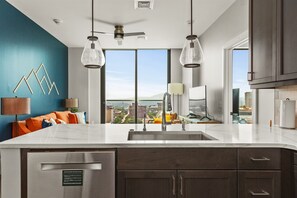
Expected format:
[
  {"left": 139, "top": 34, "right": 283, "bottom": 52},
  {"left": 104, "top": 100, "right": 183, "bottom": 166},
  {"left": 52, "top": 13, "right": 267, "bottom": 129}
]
[{"left": 0, "top": 0, "right": 68, "bottom": 141}]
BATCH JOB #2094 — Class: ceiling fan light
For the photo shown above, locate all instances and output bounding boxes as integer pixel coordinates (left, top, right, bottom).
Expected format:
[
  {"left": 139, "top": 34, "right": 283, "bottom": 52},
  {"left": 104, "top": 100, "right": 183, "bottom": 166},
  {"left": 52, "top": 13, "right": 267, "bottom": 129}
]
[
  {"left": 180, "top": 35, "right": 204, "bottom": 68},
  {"left": 81, "top": 36, "right": 105, "bottom": 69}
]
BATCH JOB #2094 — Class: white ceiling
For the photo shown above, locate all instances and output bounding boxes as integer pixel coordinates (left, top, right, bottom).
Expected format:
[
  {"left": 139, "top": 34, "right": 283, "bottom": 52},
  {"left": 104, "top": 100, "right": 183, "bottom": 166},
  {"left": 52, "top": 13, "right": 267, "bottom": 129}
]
[{"left": 6, "top": 0, "right": 236, "bottom": 48}]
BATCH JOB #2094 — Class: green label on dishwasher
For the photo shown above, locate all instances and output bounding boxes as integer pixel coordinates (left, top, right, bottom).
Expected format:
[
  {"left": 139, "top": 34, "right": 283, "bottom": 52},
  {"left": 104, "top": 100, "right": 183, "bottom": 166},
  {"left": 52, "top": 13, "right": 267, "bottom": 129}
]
[{"left": 62, "top": 170, "right": 83, "bottom": 186}]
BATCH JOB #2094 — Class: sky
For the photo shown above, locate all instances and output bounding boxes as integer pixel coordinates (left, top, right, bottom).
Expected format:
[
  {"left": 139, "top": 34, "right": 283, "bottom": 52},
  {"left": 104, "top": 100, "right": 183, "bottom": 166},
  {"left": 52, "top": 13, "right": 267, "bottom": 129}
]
[
  {"left": 232, "top": 49, "right": 251, "bottom": 98},
  {"left": 105, "top": 50, "right": 167, "bottom": 100}
]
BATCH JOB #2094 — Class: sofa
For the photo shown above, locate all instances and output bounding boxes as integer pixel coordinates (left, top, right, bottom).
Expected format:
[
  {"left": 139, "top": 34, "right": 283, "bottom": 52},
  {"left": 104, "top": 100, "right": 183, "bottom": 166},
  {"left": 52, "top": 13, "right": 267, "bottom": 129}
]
[{"left": 12, "top": 111, "right": 85, "bottom": 138}]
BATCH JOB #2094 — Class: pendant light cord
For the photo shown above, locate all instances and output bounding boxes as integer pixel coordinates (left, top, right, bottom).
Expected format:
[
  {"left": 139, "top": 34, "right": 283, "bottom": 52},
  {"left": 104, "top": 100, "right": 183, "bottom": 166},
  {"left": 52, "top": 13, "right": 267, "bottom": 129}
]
[
  {"left": 92, "top": 0, "right": 94, "bottom": 37},
  {"left": 191, "top": 0, "right": 193, "bottom": 35}
]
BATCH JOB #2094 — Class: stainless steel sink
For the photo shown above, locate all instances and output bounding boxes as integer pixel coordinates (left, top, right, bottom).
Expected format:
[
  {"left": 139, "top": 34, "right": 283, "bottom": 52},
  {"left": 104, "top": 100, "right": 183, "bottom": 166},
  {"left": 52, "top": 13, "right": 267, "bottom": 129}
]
[{"left": 128, "top": 131, "right": 217, "bottom": 141}]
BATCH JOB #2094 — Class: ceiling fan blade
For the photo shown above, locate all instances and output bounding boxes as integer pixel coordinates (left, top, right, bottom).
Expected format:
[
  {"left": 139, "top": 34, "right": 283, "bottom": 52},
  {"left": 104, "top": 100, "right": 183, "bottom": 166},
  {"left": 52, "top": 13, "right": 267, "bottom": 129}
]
[
  {"left": 117, "top": 40, "right": 123, "bottom": 46},
  {"left": 93, "top": 31, "right": 114, "bottom": 35},
  {"left": 124, "top": 32, "right": 146, "bottom": 37},
  {"left": 92, "top": 18, "right": 116, "bottom": 26},
  {"left": 123, "top": 19, "right": 147, "bottom": 26}
]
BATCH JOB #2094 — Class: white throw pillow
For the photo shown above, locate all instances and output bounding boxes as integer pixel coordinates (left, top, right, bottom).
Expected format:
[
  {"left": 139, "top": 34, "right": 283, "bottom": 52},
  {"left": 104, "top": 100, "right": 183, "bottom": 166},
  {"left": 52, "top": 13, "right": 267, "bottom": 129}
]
[
  {"left": 57, "top": 119, "right": 67, "bottom": 124},
  {"left": 50, "top": 118, "right": 57, "bottom": 125},
  {"left": 75, "top": 112, "right": 86, "bottom": 124}
]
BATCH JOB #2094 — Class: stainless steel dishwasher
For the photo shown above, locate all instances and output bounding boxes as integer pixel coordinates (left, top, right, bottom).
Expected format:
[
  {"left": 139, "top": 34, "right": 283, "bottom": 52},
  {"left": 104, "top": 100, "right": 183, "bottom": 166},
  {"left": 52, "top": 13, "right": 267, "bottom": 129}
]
[{"left": 27, "top": 151, "right": 115, "bottom": 198}]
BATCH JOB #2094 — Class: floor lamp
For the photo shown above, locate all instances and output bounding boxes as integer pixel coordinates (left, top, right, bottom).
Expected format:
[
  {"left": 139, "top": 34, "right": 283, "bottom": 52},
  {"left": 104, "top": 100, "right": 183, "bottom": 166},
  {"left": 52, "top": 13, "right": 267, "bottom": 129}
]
[
  {"left": 168, "top": 83, "right": 184, "bottom": 115},
  {"left": 1, "top": 97, "right": 31, "bottom": 137}
]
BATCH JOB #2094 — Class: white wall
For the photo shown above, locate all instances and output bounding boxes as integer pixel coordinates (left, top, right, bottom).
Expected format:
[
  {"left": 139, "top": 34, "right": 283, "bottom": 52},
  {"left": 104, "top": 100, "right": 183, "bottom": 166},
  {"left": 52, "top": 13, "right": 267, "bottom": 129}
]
[
  {"left": 68, "top": 48, "right": 101, "bottom": 123},
  {"left": 68, "top": 48, "right": 89, "bottom": 116},
  {"left": 198, "top": 0, "right": 248, "bottom": 121},
  {"left": 258, "top": 89, "right": 275, "bottom": 125}
]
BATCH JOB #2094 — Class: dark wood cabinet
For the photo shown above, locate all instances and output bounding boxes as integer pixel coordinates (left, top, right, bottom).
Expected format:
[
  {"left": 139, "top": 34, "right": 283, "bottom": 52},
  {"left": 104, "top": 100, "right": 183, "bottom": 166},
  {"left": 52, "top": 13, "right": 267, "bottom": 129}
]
[
  {"left": 294, "top": 153, "right": 297, "bottom": 198},
  {"left": 277, "top": 0, "right": 297, "bottom": 81},
  {"left": 117, "top": 170, "right": 177, "bottom": 198},
  {"left": 239, "top": 171, "right": 281, "bottom": 198},
  {"left": 117, "top": 148, "right": 289, "bottom": 198},
  {"left": 238, "top": 148, "right": 281, "bottom": 170},
  {"left": 117, "top": 149, "right": 237, "bottom": 198},
  {"left": 117, "top": 170, "right": 237, "bottom": 198},
  {"left": 249, "top": 0, "right": 277, "bottom": 85},
  {"left": 294, "top": 166, "right": 297, "bottom": 198},
  {"left": 178, "top": 170, "right": 237, "bottom": 198},
  {"left": 249, "top": 0, "right": 297, "bottom": 88}
]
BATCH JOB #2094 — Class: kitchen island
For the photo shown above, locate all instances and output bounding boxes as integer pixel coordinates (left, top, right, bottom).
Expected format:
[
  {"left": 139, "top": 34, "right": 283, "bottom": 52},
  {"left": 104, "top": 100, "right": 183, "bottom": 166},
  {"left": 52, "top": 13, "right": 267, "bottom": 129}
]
[{"left": 1, "top": 124, "right": 297, "bottom": 198}]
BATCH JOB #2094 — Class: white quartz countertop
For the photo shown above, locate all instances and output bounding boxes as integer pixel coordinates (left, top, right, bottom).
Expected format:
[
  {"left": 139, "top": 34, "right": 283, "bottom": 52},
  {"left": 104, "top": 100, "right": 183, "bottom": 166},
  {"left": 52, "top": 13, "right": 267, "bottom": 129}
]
[{"left": 1, "top": 124, "right": 297, "bottom": 150}]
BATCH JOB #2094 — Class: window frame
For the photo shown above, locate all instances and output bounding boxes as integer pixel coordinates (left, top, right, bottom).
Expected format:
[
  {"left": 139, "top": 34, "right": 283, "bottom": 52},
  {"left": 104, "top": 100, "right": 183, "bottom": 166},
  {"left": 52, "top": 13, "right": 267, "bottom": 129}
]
[{"left": 101, "top": 49, "right": 171, "bottom": 123}]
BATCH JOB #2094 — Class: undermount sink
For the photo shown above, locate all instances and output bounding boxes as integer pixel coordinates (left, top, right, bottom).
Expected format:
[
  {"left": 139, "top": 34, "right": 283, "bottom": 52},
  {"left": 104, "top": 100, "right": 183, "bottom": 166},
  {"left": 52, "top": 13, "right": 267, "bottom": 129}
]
[{"left": 127, "top": 131, "right": 217, "bottom": 141}]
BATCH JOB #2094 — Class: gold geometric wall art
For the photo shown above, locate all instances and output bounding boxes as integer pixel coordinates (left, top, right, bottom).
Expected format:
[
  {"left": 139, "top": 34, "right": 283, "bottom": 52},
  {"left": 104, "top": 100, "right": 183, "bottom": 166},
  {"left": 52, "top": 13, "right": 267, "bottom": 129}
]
[{"left": 13, "top": 64, "right": 60, "bottom": 95}]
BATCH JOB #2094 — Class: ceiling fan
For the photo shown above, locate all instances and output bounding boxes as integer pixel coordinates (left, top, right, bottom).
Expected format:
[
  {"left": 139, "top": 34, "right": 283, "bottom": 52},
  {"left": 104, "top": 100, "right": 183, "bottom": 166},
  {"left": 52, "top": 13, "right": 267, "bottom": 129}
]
[{"left": 94, "top": 25, "right": 146, "bottom": 45}]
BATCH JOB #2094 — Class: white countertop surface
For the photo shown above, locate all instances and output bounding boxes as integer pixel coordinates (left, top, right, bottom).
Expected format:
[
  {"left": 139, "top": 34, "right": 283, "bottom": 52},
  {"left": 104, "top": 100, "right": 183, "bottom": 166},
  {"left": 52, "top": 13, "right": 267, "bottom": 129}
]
[{"left": 1, "top": 124, "right": 297, "bottom": 150}]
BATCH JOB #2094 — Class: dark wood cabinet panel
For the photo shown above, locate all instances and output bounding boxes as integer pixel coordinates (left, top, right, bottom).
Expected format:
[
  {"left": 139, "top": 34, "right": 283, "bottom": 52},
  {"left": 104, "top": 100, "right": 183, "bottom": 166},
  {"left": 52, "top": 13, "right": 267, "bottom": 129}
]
[
  {"left": 294, "top": 166, "right": 297, "bottom": 198},
  {"left": 238, "top": 148, "right": 281, "bottom": 170},
  {"left": 277, "top": 0, "right": 297, "bottom": 81},
  {"left": 117, "top": 170, "right": 177, "bottom": 198},
  {"left": 249, "top": 0, "right": 277, "bottom": 85},
  {"left": 117, "top": 148, "right": 237, "bottom": 170},
  {"left": 178, "top": 170, "right": 237, "bottom": 198},
  {"left": 239, "top": 171, "right": 281, "bottom": 198}
]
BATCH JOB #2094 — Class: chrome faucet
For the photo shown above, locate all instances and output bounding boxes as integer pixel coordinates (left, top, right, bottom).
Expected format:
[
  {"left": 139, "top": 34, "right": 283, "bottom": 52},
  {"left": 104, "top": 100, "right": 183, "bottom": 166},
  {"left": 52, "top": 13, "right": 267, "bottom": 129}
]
[
  {"left": 182, "top": 119, "right": 186, "bottom": 131},
  {"left": 162, "top": 92, "right": 172, "bottom": 131},
  {"left": 143, "top": 113, "right": 147, "bottom": 131}
]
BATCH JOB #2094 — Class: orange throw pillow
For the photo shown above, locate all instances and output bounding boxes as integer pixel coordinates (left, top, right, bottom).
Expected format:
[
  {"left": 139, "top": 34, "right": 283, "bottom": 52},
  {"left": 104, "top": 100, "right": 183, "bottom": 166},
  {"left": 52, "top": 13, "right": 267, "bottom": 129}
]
[
  {"left": 55, "top": 111, "right": 71, "bottom": 123},
  {"left": 69, "top": 113, "right": 78, "bottom": 124},
  {"left": 26, "top": 117, "right": 43, "bottom": 131},
  {"left": 43, "top": 112, "right": 57, "bottom": 120}
]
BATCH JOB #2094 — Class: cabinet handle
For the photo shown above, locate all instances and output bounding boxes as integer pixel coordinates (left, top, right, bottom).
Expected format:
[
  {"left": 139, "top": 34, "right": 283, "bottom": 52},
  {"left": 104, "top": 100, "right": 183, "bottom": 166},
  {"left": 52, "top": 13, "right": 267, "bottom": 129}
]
[
  {"left": 41, "top": 162, "right": 102, "bottom": 171},
  {"left": 250, "top": 157, "right": 270, "bottom": 161},
  {"left": 172, "top": 175, "right": 176, "bottom": 196},
  {"left": 180, "top": 175, "right": 183, "bottom": 196},
  {"left": 247, "top": 72, "right": 254, "bottom": 81},
  {"left": 249, "top": 190, "right": 270, "bottom": 196}
]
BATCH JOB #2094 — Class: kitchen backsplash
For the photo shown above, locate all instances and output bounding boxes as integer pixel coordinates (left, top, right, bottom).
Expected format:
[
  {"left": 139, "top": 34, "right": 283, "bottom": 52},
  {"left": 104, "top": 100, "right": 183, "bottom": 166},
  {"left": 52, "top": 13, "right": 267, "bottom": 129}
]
[{"left": 274, "top": 85, "right": 297, "bottom": 126}]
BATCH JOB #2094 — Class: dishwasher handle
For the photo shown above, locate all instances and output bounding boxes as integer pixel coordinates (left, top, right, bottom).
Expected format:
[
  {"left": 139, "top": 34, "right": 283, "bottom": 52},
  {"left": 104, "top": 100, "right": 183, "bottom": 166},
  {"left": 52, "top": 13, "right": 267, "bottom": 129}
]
[{"left": 41, "top": 162, "right": 102, "bottom": 171}]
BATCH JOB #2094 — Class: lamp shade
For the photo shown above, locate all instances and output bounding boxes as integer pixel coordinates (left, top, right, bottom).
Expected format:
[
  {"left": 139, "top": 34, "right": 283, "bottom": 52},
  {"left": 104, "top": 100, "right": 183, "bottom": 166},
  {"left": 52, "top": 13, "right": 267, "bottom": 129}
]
[
  {"left": 168, "top": 83, "right": 184, "bottom": 95},
  {"left": 65, "top": 98, "right": 79, "bottom": 108},
  {"left": 1, "top": 97, "right": 30, "bottom": 115},
  {"left": 180, "top": 35, "right": 204, "bottom": 68},
  {"left": 81, "top": 36, "right": 105, "bottom": 69}
]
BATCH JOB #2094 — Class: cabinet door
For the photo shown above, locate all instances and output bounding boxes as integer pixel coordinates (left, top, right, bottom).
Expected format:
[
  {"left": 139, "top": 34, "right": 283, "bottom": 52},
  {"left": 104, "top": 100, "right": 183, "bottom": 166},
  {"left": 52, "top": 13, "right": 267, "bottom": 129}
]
[
  {"left": 277, "top": 0, "right": 297, "bottom": 81},
  {"left": 117, "top": 170, "right": 177, "bottom": 198},
  {"left": 293, "top": 165, "right": 297, "bottom": 198},
  {"left": 178, "top": 170, "right": 237, "bottom": 198},
  {"left": 249, "top": 0, "right": 277, "bottom": 84},
  {"left": 239, "top": 171, "right": 281, "bottom": 198}
]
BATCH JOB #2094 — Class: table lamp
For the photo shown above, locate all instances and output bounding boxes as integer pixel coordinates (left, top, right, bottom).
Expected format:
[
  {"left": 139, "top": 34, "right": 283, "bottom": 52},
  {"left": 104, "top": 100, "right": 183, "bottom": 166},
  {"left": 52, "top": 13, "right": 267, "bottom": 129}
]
[
  {"left": 1, "top": 97, "right": 31, "bottom": 122},
  {"left": 168, "top": 83, "right": 184, "bottom": 115},
  {"left": 65, "top": 98, "right": 79, "bottom": 112},
  {"left": 1, "top": 97, "right": 31, "bottom": 137}
]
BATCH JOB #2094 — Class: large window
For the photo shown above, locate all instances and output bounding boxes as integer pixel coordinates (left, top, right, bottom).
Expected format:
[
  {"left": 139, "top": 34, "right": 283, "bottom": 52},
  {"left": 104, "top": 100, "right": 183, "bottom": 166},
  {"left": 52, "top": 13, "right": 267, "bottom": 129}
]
[
  {"left": 102, "top": 49, "right": 169, "bottom": 124},
  {"left": 232, "top": 49, "right": 253, "bottom": 124}
]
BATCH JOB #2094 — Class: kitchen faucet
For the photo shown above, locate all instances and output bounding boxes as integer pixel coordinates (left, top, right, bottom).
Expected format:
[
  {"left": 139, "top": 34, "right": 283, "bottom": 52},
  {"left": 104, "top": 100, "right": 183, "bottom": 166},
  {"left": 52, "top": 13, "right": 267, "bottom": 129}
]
[
  {"left": 162, "top": 92, "right": 172, "bottom": 131},
  {"left": 143, "top": 113, "right": 147, "bottom": 131}
]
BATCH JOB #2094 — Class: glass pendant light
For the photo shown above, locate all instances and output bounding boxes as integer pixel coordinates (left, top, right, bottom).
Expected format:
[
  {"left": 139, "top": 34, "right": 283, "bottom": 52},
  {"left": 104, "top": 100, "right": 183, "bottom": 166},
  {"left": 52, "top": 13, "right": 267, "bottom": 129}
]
[
  {"left": 180, "top": 0, "right": 204, "bottom": 68},
  {"left": 81, "top": 0, "right": 105, "bottom": 69}
]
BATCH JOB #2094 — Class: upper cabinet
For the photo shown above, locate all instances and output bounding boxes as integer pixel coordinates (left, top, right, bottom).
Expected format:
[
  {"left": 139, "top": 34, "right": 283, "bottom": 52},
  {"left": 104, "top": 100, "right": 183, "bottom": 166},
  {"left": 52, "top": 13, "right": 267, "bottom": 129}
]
[
  {"left": 249, "top": 0, "right": 277, "bottom": 85},
  {"left": 277, "top": 0, "right": 297, "bottom": 81},
  {"left": 249, "top": 0, "right": 297, "bottom": 88}
]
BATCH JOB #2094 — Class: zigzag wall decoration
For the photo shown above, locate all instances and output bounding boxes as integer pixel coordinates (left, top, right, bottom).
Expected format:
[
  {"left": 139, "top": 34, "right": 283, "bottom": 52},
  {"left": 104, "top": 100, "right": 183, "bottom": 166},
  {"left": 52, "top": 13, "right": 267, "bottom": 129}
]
[{"left": 13, "top": 64, "right": 60, "bottom": 95}]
